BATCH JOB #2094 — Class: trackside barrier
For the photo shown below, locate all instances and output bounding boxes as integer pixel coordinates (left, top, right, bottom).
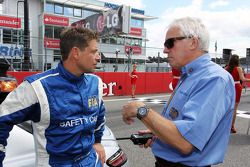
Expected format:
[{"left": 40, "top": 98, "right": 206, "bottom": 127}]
[
  {"left": 7, "top": 72, "right": 250, "bottom": 97},
  {"left": 7, "top": 71, "right": 173, "bottom": 96}
]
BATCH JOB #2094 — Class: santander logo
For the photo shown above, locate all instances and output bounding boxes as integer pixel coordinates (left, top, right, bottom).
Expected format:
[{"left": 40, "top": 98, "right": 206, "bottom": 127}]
[
  {"left": 0, "top": 15, "right": 21, "bottom": 28},
  {"left": 44, "top": 38, "right": 60, "bottom": 49},
  {"left": 129, "top": 27, "right": 142, "bottom": 36},
  {"left": 44, "top": 14, "right": 69, "bottom": 26}
]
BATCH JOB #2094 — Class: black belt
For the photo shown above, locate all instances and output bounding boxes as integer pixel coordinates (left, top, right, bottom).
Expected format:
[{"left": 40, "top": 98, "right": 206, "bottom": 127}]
[{"left": 155, "top": 156, "right": 211, "bottom": 167}]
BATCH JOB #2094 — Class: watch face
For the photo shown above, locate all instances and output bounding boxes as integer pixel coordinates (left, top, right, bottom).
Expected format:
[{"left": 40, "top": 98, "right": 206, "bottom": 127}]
[
  {"left": 139, "top": 107, "right": 147, "bottom": 115},
  {"left": 137, "top": 106, "right": 149, "bottom": 120}
]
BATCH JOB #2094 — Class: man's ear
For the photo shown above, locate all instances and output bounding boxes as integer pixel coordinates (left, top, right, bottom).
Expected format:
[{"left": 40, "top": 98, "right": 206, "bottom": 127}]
[
  {"left": 190, "top": 37, "right": 199, "bottom": 50},
  {"left": 71, "top": 47, "right": 79, "bottom": 60}
]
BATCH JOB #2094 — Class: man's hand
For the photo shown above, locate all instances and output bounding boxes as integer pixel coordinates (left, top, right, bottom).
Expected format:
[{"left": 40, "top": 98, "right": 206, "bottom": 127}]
[
  {"left": 93, "top": 143, "right": 106, "bottom": 166},
  {"left": 138, "top": 130, "right": 156, "bottom": 148},
  {"left": 122, "top": 101, "right": 145, "bottom": 124}
]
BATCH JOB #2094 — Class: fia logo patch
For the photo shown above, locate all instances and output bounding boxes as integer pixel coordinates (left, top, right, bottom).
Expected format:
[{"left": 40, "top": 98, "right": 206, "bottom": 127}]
[
  {"left": 169, "top": 107, "right": 179, "bottom": 120},
  {"left": 88, "top": 96, "right": 98, "bottom": 109}
]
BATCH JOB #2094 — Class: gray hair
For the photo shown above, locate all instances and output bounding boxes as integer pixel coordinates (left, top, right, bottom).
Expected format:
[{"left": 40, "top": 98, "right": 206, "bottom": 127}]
[{"left": 169, "top": 17, "right": 210, "bottom": 52}]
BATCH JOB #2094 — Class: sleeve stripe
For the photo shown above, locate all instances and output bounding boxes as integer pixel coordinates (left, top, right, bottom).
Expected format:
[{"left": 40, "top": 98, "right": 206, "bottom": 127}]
[
  {"left": 0, "top": 81, "right": 38, "bottom": 117},
  {"left": 30, "top": 79, "right": 51, "bottom": 166}
]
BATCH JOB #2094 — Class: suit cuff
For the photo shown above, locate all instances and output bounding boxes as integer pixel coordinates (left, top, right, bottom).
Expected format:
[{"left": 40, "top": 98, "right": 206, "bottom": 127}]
[{"left": 95, "top": 137, "right": 102, "bottom": 143}]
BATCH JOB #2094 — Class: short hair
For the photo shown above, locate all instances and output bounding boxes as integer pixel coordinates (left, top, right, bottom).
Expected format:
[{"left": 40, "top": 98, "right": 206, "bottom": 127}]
[
  {"left": 168, "top": 17, "right": 210, "bottom": 52},
  {"left": 60, "top": 27, "right": 98, "bottom": 61}
]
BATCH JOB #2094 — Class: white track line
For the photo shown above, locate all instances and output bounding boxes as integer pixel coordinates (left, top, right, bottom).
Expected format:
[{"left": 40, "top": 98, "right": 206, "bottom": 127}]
[{"left": 104, "top": 94, "right": 170, "bottom": 102}]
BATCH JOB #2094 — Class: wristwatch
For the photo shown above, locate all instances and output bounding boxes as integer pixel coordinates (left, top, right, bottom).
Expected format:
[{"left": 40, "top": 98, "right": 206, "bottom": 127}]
[{"left": 137, "top": 106, "right": 149, "bottom": 120}]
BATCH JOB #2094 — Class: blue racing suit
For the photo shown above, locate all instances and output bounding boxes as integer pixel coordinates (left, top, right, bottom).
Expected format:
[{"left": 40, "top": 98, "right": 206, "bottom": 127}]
[{"left": 0, "top": 62, "right": 106, "bottom": 166}]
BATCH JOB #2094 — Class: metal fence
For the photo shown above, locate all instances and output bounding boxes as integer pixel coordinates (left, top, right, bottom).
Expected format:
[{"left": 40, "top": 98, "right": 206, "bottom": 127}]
[{"left": 1, "top": 34, "right": 249, "bottom": 72}]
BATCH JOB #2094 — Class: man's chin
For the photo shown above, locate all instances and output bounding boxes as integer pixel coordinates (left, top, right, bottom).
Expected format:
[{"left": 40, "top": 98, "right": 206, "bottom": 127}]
[
  {"left": 86, "top": 70, "right": 95, "bottom": 73},
  {"left": 83, "top": 68, "right": 95, "bottom": 73},
  {"left": 169, "top": 63, "right": 174, "bottom": 68}
]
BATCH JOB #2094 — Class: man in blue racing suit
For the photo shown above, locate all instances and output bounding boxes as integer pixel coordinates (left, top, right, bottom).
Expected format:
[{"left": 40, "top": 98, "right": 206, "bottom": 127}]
[{"left": 0, "top": 27, "right": 106, "bottom": 167}]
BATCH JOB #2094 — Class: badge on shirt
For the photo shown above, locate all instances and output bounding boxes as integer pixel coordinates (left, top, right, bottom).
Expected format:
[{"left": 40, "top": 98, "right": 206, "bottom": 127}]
[
  {"left": 169, "top": 107, "right": 179, "bottom": 120},
  {"left": 188, "top": 68, "right": 193, "bottom": 74},
  {"left": 88, "top": 96, "right": 98, "bottom": 109}
]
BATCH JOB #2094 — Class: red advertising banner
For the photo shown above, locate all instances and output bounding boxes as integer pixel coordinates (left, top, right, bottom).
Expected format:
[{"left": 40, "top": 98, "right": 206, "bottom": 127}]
[
  {"left": 129, "top": 27, "right": 142, "bottom": 36},
  {"left": 8, "top": 71, "right": 172, "bottom": 96},
  {"left": 7, "top": 71, "right": 250, "bottom": 96},
  {"left": 125, "top": 45, "right": 142, "bottom": 54},
  {"left": 44, "top": 14, "right": 69, "bottom": 26},
  {"left": 44, "top": 38, "right": 60, "bottom": 49},
  {"left": 0, "top": 15, "right": 21, "bottom": 28}
]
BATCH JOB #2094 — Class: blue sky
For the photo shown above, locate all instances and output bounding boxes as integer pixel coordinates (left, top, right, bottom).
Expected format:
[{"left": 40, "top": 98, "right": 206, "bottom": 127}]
[{"left": 100, "top": 0, "right": 250, "bottom": 58}]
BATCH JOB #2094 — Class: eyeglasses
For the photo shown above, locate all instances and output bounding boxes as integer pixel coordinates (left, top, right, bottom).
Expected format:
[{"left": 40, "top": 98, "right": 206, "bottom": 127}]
[{"left": 164, "top": 37, "right": 189, "bottom": 49}]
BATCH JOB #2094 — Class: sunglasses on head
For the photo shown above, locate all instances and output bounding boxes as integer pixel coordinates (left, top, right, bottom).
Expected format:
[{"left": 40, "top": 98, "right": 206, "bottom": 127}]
[{"left": 164, "top": 36, "right": 190, "bottom": 49}]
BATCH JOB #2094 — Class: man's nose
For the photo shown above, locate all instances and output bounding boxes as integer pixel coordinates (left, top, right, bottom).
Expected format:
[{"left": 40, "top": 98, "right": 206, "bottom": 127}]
[
  {"left": 96, "top": 53, "right": 101, "bottom": 61},
  {"left": 163, "top": 47, "right": 170, "bottom": 54}
]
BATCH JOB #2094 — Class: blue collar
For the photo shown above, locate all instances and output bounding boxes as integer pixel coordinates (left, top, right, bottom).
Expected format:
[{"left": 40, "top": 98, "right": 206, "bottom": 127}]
[
  {"left": 57, "top": 62, "right": 85, "bottom": 82},
  {"left": 181, "top": 54, "right": 210, "bottom": 77}
]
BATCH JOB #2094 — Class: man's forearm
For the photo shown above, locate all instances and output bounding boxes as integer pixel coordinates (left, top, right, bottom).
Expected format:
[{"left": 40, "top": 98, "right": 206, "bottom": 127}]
[{"left": 141, "top": 109, "right": 194, "bottom": 154}]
